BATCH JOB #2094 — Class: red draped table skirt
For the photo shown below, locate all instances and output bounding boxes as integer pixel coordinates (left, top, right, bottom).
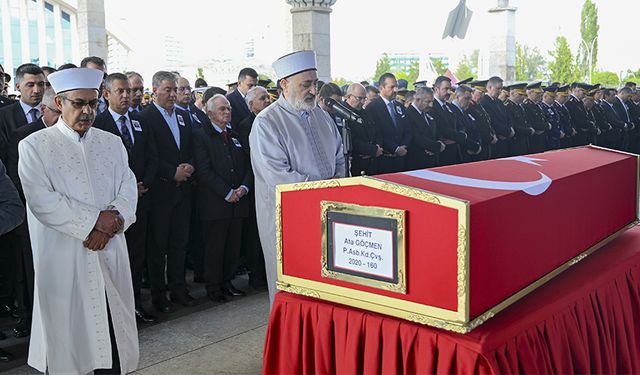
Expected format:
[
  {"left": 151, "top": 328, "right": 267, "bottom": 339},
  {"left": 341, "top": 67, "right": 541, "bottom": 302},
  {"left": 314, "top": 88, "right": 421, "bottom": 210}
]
[{"left": 263, "top": 226, "right": 640, "bottom": 374}]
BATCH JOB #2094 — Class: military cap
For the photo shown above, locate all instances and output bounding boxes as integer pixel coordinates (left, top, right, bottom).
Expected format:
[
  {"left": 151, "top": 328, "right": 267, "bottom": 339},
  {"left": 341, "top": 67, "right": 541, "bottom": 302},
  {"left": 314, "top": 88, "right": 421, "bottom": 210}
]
[
  {"left": 457, "top": 77, "right": 473, "bottom": 86},
  {"left": 397, "top": 79, "right": 409, "bottom": 90},
  {"left": 526, "top": 81, "right": 543, "bottom": 92},
  {"left": 570, "top": 82, "right": 591, "bottom": 90},
  {"left": 556, "top": 85, "right": 570, "bottom": 96},
  {"left": 258, "top": 78, "right": 272, "bottom": 87},
  {"left": 507, "top": 82, "right": 528, "bottom": 94},
  {"left": 413, "top": 80, "right": 429, "bottom": 88},
  {"left": 226, "top": 82, "right": 238, "bottom": 90},
  {"left": 469, "top": 79, "right": 488, "bottom": 92},
  {"left": 0, "top": 64, "right": 10, "bottom": 82}
]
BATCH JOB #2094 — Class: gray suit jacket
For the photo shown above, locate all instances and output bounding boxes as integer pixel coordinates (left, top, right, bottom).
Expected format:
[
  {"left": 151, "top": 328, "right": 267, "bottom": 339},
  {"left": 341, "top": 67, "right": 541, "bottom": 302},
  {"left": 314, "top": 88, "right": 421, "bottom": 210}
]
[{"left": 0, "top": 160, "right": 24, "bottom": 235}]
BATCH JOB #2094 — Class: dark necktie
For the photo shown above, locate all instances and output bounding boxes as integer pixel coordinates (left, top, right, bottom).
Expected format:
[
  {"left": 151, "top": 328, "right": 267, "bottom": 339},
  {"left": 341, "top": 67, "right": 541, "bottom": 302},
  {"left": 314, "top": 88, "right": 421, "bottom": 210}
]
[
  {"left": 221, "top": 129, "right": 229, "bottom": 144},
  {"left": 387, "top": 101, "right": 397, "bottom": 127},
  {"left": 118, "top": 116, "right": 134, "bottom": 152},
  {"left": 28, "top": 108, "right": 41, "bottom": 122}
]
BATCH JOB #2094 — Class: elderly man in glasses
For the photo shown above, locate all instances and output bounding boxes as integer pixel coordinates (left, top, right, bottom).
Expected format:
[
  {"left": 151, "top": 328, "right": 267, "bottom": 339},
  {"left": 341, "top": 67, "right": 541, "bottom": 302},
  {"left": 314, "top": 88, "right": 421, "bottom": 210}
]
[
  {"left": 17, "top": 68, "right": 139, "bottom": 374},
  {"left": 343, "top": 83, "right": 383, "bottom": 176}
]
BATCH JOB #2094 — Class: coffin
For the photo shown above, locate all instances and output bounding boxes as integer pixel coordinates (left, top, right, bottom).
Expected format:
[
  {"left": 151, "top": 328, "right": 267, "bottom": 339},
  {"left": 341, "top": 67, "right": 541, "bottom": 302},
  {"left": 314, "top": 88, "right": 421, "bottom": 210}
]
[{"left": 275, "top": 146, "right": 639, "bottom": 332}]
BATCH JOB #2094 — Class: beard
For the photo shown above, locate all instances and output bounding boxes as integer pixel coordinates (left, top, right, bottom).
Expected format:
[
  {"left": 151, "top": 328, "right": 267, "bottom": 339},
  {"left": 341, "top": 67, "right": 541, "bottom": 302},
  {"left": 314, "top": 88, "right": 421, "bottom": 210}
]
[{"left": 291, "top": 94, "right": 317, "bottom": 112}]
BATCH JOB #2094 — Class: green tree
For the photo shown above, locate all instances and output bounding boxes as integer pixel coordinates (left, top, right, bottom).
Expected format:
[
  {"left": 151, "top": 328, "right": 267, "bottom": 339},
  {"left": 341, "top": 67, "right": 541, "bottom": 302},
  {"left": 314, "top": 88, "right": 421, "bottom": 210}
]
[
  {"left": 454, "top": 50, "right": 479, "bottom": 80},
  {"left": 430, "top": 58, "right": 448, "bottom": 76},
  {"left": 548, "top": 36, "right": 577, "bottom": 83},
  {"left": 373, "top": 53, "right": 391, "bottom": 82},
  {"left": 395, "top": 61, "right": 420, "bottom": 89},
  {"left": 591, "top": 71, "right": 619, "bottom": 87},
  {"left": 196, "top": 67, "right": 205, "bottom": 80},
  {"left": 515, "top": 43, "right": 547, "bottom": 81},
  {"left": 578, "top": 0, "right": 599, "bottom": 82},
  {"left": 332, "top": 77, "right": 351, "bottom": 88}
]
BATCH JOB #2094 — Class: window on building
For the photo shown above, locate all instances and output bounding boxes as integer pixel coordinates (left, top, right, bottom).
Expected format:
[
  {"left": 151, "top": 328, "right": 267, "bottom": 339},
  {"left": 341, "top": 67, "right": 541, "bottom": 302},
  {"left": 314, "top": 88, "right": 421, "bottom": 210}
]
[
  {"left": 61, "top": 11, "right": 72, "bottom": 63},
  {"left": 44, "top": 1, "right": 56, "bottom": 66},
  {"left": 28, "top": 0, "right": 40, "bottom": 64},
  {"left": 9, "top": 0, "right": 22, "bottom": 74}
]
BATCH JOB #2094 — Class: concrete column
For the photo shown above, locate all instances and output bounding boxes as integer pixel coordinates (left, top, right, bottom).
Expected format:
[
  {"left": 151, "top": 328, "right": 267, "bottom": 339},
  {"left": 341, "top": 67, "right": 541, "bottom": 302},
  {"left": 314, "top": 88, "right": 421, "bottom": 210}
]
[
  {"left": 76, "top": 0, "right": 106, "bottom": 59},
  {"left": 479, "top": 0, "right": 516, "bottom": 82},
  {"left": 286, "top": 0, "right": 336, "bottom": 82}
]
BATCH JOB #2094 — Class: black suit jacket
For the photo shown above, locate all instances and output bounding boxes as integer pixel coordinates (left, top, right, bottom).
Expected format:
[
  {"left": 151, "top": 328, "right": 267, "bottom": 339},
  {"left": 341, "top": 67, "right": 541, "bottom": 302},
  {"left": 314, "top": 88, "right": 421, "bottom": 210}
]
[
  {"left": 406, "top": 105, "right": 440, "bottom": 169},
  {"left": 93, "top": 110, "right": 158, "bottom": 189},
  {"left": 137, "top": 103, "right": 193, "bottom": 203},
  {"left": 0, "top": 96, "right": 14, "bottom": 109},
  {"left": 601, "top": 101, "right": 626, "bottom": 130},
  {"left": 227, "top": 90, "right": 251, "bottom": 130},
  {"left": 566, "top": 95, "right": 598, "bottom": 133},
  {"left": 7, "top": 118, "right": 46, "bottom": 199},
  {"left": 237, "top": 112, "right": 256, "bottom": 155},
  {"left": 429, "top": 99, "right": 466, "bottom": 164},
  {"left": 450, "top": 103, "right": 481, "bottom": 153},
  {"left": 193, "top": 124, "right": 252, "bottom": 220},
  {"left": 0, "top": 102, "right": 30, "bottom": 164},
  {"left": 613, "top": 97, "right": 632, "bottom": 124},
  {"left": 364, "top": 97, "right": 411, "bottom": 153},
  {"left": 480, "top": 94, "right": 512, "bottom": 138}
]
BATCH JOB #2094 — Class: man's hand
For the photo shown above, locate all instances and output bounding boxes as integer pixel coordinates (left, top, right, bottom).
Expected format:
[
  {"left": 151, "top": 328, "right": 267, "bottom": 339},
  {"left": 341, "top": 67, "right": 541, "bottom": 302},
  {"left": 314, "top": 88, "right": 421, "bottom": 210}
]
[
  {"left": 395, "top": 145, "right": 408, "bottom": 157},
  {"left": 95, "top": 210, "right": 123, "bottom": 235},
  {"left": 83, "top": 229, "right": 111, "bottom": 251},
  {"left": 137, "top": 182, "right": 149, "bottom": 197},
  {"left": 491, "top": 135, "right": 498, "bottom": 144},
  {"left": 174, "top": 163, "right": 195, "bottom": 182},
  {"left": 438, "top": 141, "right": 446, "bottom": 152},
  {"left": 375, "top": 145, "right": 383, "bottom": 157}
]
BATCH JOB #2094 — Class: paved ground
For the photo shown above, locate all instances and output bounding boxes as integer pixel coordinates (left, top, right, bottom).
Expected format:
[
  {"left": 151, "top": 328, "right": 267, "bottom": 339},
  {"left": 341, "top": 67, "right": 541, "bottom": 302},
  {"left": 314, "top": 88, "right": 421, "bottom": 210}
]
[{"left": 0, "top": 274, "right": 270, "bottom": 374}]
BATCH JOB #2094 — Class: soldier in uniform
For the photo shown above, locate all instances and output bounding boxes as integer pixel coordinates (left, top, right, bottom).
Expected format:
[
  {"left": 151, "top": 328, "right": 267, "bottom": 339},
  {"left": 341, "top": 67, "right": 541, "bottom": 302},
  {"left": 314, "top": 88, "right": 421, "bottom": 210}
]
[
  {"left": 522, "top": 82, "right": 550, "bottom": 153},
  {"left": 582, "top": 89, "right": 602, "bottom": 145},
  {"left": 554, "top": 85, "right": 575, "bottom": 149},
  {"left": 590, "top": 87, "right": 614, "bottom": 148},
  {"left": 504, "top": 83, "right": 534, "bottom": 156},
  {"left": 469, "top": 80, "right": 497, "bottom": 160},
  {"left": 540, "top": 86, "right": 563, "bottom": 150}
]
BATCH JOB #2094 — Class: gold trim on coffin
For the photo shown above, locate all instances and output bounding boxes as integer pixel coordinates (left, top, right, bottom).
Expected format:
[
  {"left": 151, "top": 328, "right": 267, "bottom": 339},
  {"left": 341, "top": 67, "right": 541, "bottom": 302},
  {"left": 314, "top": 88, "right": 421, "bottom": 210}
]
[
  {"left": 275, "top": 150, "right": 640, "bottom": 332},
  {"left": 319, "top": 201, "right": 407, "bottom": 294}
]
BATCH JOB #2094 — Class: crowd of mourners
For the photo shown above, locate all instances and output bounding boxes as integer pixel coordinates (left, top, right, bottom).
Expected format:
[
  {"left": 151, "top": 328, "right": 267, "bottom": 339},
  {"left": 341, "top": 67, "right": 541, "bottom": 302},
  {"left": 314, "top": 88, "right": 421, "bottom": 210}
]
[{"left": 0, "top": 55, "right": 638, "bottom": 366}]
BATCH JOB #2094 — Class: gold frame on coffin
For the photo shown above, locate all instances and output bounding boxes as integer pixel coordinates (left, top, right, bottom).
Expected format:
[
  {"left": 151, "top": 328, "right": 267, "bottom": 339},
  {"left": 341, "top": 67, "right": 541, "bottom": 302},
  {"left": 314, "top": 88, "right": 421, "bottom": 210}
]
[
  {"left": 319, "top": 201, "right": 407, "bottom": 294},
  {"left": 274, "top": 147, "right": 640, "bottom": 333}
]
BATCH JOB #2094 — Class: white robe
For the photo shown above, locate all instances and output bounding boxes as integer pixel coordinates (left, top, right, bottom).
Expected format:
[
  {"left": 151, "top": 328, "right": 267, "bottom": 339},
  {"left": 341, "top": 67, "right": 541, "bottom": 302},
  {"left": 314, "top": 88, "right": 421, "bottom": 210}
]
[
  {"left": 18, "top": 119, "right": 139, "bottom": 374},
  {"left": 249, "top": 96, "right": 345, "bottom": 304}
]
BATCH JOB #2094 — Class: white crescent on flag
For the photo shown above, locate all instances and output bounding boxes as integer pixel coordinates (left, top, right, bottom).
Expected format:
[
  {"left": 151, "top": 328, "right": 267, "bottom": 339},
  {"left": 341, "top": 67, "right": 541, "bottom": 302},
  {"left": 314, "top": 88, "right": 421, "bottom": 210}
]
[{"left": 402, "top": 156, "right": 552, "bottom": 196}]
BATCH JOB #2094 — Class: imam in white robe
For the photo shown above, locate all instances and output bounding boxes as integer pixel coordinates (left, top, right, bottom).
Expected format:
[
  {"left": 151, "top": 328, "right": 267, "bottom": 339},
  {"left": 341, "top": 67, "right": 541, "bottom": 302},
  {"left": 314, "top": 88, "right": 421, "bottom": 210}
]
[
  {"left": 249, "top": 96, "right": 345, "bottom": 304},
  {"left": 18, "top": 118, "right": 139, "bottom": 374}
]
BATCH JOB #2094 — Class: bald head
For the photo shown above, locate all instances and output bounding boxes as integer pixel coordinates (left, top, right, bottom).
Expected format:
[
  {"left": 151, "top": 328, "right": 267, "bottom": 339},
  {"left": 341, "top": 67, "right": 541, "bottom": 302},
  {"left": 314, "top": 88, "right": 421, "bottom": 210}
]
[{"left": 345, "top": 83, "right": 366, "bottom": 110}]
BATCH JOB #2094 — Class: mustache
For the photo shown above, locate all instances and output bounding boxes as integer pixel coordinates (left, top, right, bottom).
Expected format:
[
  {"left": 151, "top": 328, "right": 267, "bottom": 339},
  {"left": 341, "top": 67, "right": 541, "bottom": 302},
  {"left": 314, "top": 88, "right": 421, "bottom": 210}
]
[{"left": 79, "top": 115, "right": 94, "bottom": 121}]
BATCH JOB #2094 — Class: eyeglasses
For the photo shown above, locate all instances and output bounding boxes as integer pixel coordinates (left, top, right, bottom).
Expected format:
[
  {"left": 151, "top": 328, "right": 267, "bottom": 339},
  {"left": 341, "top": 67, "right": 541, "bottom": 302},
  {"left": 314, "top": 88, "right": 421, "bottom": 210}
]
[{"left": 61, "top": 97, "right": 99, "bottom": 109}]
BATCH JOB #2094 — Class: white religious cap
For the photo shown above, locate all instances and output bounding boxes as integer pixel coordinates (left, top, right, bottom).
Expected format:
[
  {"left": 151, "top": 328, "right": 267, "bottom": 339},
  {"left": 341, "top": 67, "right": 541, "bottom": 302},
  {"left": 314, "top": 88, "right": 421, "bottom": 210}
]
[
  {"left": 48, "top": 68, "right": 104, "bottom": 94},
  {"left": 272, "top": 50, "right": 317, "bottom": 80}
]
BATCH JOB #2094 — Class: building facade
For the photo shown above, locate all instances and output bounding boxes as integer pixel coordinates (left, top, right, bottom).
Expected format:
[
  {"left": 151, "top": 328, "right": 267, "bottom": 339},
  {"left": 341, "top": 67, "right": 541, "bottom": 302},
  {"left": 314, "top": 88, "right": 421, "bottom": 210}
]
[{"left": 0, "top": 0, "right": 128, "bottom": 80}]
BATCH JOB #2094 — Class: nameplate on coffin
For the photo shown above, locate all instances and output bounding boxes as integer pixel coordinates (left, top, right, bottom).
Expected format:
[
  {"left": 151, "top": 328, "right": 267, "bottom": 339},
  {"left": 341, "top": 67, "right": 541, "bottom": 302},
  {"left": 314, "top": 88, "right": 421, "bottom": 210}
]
[{"left": 320, "top": 201, "right": 406, "bottom": 294}]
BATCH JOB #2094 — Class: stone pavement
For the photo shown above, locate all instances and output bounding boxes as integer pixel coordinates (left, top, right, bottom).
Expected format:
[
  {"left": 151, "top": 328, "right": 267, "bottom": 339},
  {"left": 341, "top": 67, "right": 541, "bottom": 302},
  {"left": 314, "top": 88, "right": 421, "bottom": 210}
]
[{"left": 0, "top": 275, "right": 270, "bottom": 374}]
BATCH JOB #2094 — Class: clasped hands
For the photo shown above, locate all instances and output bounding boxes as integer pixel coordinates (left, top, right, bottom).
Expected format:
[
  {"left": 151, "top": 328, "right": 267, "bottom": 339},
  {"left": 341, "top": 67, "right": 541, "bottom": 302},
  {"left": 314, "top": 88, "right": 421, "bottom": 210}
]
[
  {"left": 83, "top": 210, "right": 124, "bottom": 251},
  {"left": 228, "top": 187, "right": 248, "bottom": 203},
  {"left": 175, "top": 163, "right": 195, "bottom": 185}
]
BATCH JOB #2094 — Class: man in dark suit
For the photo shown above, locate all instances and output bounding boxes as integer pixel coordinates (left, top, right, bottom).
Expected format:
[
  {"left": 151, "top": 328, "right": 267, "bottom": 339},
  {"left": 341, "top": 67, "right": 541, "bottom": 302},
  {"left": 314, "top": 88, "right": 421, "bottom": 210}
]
[
  {"left": 566, "top": 83, "right": 599, "bottom": 147},
  {"left": 429, "top": 76, "right": 467, "bottom": 166},
  {"left": 193, "top": 94, "right": 252, "bottom": 303},
  {"left": 137, "top": 71, "right": 195, "bottom": 313},
  {"left": 175, "top": 76, "right": 209, "bottom": 131},
  {"left": 80, "top": 56, "right": 108, "bottom": 114},
  {"left": 406, "top": 87, "right": 445, "bottom": 169},
  {"left": 0, "top": 63, "right": 45, "bottom": 320},
  {"left": 613, "top": 87, "right": 635, "bottom": 152},
  {"left": 602, "top": 88, "right": 628, "bottom": 151},
  {"left": 237, "top": 86, "right": 270, "bottom": 290},
  {"left": 126, "top": 71, "right": 145, "bottom": 113},
  {"left": 480, "top": 76, "right": 514, "bottom": 158},
  {"left": 343, "top": 83, "right": 383, "bottom": 175},
  {"left": 365, "top": 73, "right": 411, "bottom": 173},
  {"left": 0, "top": 63, "right": 45, "bottom": 165},
  {"left": 0, "top": 159, "right": 24, "bottom": 361},
  {"left": 227, "top": 67, "right": 258, "bottom": 129},
  {"left": 5, "top": 87, "right": 60, "bottom": 339},
  {"left": 450, "top": 85, "right": 482, "bottom": 162},
  {"left": 93, "top": 73, "right": 159, "bottom": 323}
]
